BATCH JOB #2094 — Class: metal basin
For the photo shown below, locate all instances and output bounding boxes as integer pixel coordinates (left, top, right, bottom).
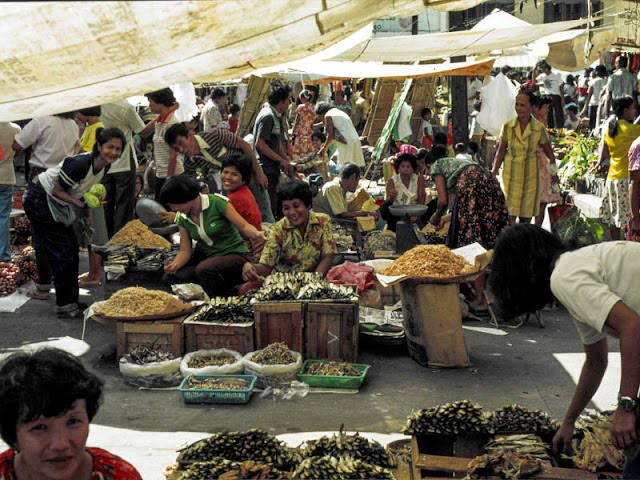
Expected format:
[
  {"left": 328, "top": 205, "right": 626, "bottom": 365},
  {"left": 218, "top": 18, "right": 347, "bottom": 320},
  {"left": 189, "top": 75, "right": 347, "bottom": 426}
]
[{"left": 388, "top": 204, "right": 428, "bottom": 218}]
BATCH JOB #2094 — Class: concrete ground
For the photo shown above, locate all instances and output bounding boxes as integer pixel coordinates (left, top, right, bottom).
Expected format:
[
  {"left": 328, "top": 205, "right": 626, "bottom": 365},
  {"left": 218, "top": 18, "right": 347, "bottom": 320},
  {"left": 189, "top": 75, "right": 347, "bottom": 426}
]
[{"left": 0, "top": 252, "right": 623, "bottom": 478}]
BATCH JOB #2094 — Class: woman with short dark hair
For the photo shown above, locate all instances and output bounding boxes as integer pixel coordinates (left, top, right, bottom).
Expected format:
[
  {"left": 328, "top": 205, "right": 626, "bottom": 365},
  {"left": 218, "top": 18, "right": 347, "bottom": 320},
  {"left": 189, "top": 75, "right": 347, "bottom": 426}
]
[
  {"left": 0, "top": 348, "right": 142, "bottom": 479},
  {"left": 160, "top": 175, "right": 264, "bottom": 296},
  {"left": 23, "top": 128, "right": 126, "bottom": 317},
  {"left": 241, "top": 180, "right": 337, "bottom": 291}
]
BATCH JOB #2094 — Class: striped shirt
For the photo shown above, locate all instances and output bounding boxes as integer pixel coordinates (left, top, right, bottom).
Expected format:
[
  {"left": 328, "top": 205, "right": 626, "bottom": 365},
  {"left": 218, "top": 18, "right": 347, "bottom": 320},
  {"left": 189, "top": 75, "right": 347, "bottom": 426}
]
[
  {"left": 185, "top": 128, "right": 238, "bottom": 176},
  {"left": 153, "top": 112, "right": 184, "bottom": 178}
]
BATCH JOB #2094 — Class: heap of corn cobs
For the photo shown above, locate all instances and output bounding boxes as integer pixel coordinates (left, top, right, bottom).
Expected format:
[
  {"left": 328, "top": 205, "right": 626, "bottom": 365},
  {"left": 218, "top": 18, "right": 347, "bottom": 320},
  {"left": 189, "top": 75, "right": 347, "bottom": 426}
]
[
  {"left": 402, "top": 399, "right": 490, "bottom": 435},
  {"left": 254, "top": 272, "right": 356, "bottom": 302},
  {"left": 489, "top": 404, "right": 557, "bottom": 435},
  {"left": 187, "top": 296, "right": 253, "bottom": 324}
]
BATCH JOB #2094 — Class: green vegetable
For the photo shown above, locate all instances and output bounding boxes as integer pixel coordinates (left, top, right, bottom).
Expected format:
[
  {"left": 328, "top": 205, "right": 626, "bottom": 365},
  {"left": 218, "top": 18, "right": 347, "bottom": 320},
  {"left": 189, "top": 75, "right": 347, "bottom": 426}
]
[
  {"left": 83, "top": 192, "right": 100, "bottom": 208},
  {"left": 89, "top": 183, "right": 106, "bottom": 200}
]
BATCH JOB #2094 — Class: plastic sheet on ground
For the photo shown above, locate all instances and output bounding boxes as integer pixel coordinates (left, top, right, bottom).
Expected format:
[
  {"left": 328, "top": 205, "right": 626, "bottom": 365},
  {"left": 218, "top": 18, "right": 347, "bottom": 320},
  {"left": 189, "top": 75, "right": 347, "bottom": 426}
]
[{"left": 0, "top": 336, "right": 90, "bottom": 365}]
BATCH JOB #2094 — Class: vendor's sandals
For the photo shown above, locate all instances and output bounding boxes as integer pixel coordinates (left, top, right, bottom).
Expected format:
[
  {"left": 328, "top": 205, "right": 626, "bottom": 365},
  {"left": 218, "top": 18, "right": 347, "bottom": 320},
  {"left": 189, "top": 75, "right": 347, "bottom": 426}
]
[
  {"left": 78, "top": 277, "right": 101, "bottom": 287},
  {"left": 28, "top": 290, "right": 50, "bottom": 300},
  {"left": 56, "top": 303, "right": 88, "bottom": 319}
]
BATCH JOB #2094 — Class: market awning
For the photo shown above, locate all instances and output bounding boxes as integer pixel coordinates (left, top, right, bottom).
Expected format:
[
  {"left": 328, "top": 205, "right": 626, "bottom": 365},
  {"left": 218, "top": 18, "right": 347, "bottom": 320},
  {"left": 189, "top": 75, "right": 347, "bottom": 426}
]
[
  {"left": 254, "top": 58, "right": 496, "bottom": 82},
  {"left": 2, "top": 0, "right": 491, "bottom": 121},
  {"left": 545, "top": 28, "right": 616, "bottom": 71},
  {"left": 328, "top": 16, "right": 598, "bottom": 63}
]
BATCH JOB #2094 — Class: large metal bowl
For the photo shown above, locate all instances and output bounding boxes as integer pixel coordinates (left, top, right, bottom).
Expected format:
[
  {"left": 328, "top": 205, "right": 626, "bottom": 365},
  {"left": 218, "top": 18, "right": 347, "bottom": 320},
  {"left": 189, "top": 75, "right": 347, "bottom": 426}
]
[
  {"left": 136, "top": 198, "right": 168, "bottom": 227},
  {"left": 388, "top": 204, "right": 428, "bottom": 218}
]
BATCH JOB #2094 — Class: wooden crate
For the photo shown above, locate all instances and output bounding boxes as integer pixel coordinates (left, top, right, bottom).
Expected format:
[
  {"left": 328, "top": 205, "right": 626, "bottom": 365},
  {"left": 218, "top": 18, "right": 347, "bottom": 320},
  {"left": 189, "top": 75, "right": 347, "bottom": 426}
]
[
  {"left": 305, "top": 302, "right": 359, "bottom": 362},
  {"left": 183, "top": 320, "right": 254, "bottom": 354},
  {"left": 116, "top": 316, "right": 184, "bottom": 361},
  {"left": 254, "top": 302, "right": 304, "bottom": 353},
  {"left": 376, "top": 279, "right": 402, "bottom": 306},
  {"left": 410, "top": 436, "right": 597, "bottom": 480}
]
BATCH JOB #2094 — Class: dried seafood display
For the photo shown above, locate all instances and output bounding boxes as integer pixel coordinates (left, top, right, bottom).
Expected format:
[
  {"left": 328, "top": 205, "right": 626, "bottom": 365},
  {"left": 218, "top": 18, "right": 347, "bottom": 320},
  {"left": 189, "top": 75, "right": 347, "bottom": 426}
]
[
  {"left": 379, "top": 244, "right": 476, "bottom": 278},
  {"left": 94, "top": 287, "right": 187, "bottom": 317},
  {"left": 331, "top": 222, "right": 355, "bottom": 252},
  {"left": 254, "top": 272, "right": 356, "bottom": 302},
  {"left": 490, "top": 404, "right": 557, "bottom": 435},
  {"left": 300, "top": 431, "right": 395, "bottom": 469},
  {"left": 103, "top": 244, "right": 136, "bottom": 271},
  {"left": 466, "top": 434, "right": 549, "bottom": 480},
  {"left": 106, "top": 219, "right": 171, "bottom": 249},
  {"left": 187, "top": 297, "right": 252, "bottom": 324},
  {"left": 305, "top": 362, "right": 361, "bottom": 377},
  {"left": 186, "top": 353, "right": 237, "bottom": 369},
  {"left": 173, "top": 459, "right": 287, "bottom": 480},
  {"left": 571, "top": 410, "right": 625, "bottom": 472},
  {"left": 175, "top": 429, "right": 298, "bottom": 470},
  {"left": 402, "top": 400, "right": 490, "bottom": 435},
  {"left": 128, "top": 344, "right": 176, "bottom": 364},
  {"left": 251, "top": 343, "right": 296, "bottom": 365},
  {"left": 182, "top": 376, "right": 249, "bottom": 391},
  {"left": 292, "top": 455, "right": 393, "bottom": 480}
]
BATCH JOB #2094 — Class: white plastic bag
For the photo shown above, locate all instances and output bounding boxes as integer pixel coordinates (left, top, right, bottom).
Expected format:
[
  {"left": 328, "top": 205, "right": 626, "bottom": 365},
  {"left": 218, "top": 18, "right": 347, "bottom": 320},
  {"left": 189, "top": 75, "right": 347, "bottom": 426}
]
[
  {"left": 476, "top": 73, "right": 518, "bottom": 137},
  {"left": 243, "top": 349, "right": 303, "bottom": 389},
  {"left": 119, "top": 356, "right": 182, "bottom": 388},
  {"left": 170, "top": 82, "right": 198, "bottom": 122},
  {"left": 180, "top": 349, "right": 244, "bottom": 377}
]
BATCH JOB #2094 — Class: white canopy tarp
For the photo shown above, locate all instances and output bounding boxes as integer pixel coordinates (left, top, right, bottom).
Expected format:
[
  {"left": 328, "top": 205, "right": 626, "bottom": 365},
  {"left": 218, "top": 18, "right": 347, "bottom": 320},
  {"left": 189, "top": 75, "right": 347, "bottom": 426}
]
[
  {"left": 1, "top": 0, "right": 450, "bottom": 121},
  {"left": 328, "top": 16, "right": 597, "bottom": 63},
  {"left": 254, "top": 58, "right": 496, "bottom": 82}
]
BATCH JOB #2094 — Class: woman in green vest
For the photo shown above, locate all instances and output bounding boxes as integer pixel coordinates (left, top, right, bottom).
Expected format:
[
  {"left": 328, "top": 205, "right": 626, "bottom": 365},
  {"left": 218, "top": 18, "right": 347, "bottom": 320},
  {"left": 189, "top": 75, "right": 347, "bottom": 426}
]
[{"left": 159, "top": 175, "right": 265, "bottom": 296}]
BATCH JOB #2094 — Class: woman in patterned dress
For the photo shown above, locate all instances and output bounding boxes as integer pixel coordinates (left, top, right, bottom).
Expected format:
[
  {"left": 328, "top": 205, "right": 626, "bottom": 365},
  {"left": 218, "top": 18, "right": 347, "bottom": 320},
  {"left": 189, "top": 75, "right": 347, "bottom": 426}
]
[
  {"left": 290, "top": 90, "right": 316, "bottom": 161},
  {"left": 492, "top": 90, "right": 556, "bottom": 225},
  {"left": 593, "top": 96, "right": 640, "bottom": 240}
]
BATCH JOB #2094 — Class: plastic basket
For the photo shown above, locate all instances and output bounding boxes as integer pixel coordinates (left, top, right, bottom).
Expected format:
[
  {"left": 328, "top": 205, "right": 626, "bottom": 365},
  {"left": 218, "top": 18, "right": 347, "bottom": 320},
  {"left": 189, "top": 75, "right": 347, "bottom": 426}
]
[
  {"left": 297, "top": 360, "right": 370, "bottom": 389},
  {"left": 179, "top": 374, "right": 256, "bottom": 404}
]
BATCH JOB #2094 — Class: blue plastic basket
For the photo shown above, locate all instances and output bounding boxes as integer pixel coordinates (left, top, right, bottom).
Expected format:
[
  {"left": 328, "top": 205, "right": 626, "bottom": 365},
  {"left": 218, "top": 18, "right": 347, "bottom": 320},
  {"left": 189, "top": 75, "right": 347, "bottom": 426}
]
[{"left": 179, "top": 374, "right": 257, "bottom": 404}]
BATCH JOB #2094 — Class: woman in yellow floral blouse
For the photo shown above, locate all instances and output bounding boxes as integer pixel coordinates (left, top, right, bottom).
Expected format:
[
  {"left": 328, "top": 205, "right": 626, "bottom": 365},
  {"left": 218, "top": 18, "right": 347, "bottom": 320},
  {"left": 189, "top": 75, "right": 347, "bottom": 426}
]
[{"left": 241, "top": 180, "right": 337, "bottom": 289}]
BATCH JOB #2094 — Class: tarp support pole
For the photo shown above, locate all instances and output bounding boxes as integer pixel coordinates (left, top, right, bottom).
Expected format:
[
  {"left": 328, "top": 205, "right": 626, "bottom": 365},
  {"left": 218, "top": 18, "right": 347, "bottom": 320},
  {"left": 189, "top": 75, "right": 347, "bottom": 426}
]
[{"left": 450, "top": 55, "right": 469, "bottom": 145}]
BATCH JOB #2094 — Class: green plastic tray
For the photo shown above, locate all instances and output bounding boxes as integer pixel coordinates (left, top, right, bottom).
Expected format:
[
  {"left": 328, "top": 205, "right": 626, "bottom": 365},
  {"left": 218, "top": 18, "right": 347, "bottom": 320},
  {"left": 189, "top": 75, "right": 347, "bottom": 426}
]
[
  {"left": 179, "top": 374, "right": 256, "bottom": 404},
  {"left": 297, "top": 360, "right": 370, "bottom": 389}
]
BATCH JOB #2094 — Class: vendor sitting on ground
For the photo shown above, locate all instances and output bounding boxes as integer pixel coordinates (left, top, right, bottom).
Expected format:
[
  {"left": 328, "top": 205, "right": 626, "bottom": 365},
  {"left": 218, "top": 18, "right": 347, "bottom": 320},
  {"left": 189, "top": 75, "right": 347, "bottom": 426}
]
[
  {"left": 160, "top": 175, "right": 265, "bottom": 297},
  {"left": 241, "top": 180, "right": 337, "bottom": 293},
  {"left": 312, "top": 163, "right": 379, "bottom": 221},
  {"left": 379, "top": 153, "right": 428, "bottom": 232}
]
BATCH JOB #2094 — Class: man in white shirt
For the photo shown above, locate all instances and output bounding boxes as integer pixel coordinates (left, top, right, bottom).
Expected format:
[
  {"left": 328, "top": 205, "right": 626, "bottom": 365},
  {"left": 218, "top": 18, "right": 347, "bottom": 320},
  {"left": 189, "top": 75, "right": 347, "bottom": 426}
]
[
  {"left": 100, "top": 100, "right": 155, "bottom": 237},
  {"left": 12, "top": 113, "right": 79, "bottom": 181},
  {"left": 536, "top": 62, "right": 564, "bottom": 128},
  {"left": 605, "top": 56, "right": 637, "bottom": 115},
  {"left": 202, "top": 88, "right": 229, "bottom": 131}
]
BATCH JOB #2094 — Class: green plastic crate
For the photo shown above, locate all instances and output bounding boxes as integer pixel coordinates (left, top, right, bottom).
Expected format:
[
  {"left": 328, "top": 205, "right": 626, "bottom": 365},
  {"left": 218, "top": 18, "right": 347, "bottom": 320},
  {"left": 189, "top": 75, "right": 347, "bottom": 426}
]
[
  {"left": 179, "top": 374, "right": 256, "bottom": 404},
  {"left": 297, "top": 360, "right": 370, "bottom": 389}
]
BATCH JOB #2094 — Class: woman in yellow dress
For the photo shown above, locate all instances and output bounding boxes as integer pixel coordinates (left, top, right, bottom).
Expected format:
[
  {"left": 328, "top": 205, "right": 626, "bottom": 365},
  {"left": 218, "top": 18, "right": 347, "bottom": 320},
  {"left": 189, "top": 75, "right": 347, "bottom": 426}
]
[{"left": 492, "top": 90, "right": 556, "bottom": 225}]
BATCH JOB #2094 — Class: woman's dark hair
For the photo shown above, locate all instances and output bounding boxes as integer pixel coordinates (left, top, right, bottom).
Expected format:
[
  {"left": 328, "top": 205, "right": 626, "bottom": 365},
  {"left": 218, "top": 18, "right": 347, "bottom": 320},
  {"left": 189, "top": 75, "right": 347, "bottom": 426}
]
[
  {"left": 468, "top": 140, "right": 479, "bottom": 154},
  {"left": 145, "top": 87, "right": 176, "bottom": 107},
  {"left": 609, "top": 95, "right": 634, "bottom": 139},
  {"left": 315, "top": 102, "right": 332, "bottom": 116},
  {"left": 517, "top": 89, "right": 538, "bottom": 107},
  {"left": 454, "top": 142, "right": 467, "bottom": 154},
  {"left": 78, "top": 106, "right": 102, "bottom": 117},
  {"left": 394, "top": 153, "right": 417, "bottom": 172},
  {"left": 0, "top": 348, "right": 103, "bottom": 448},
  {"left": 340, "top": 163, "right": 360, "bottom": 180},
  {"left": 431, "top": 144, "right": 448, "bottom": 161},
  {"left": 420, "top": 107, "right": 432, "bottom": 117},
  {"left": 565, "top": 74, "right": 575, "bottom": 85},
  {"left": 488, "top": 224, "right": 567, "bottom": 319},
  {"left": 433, "top": 132, "right": 448, "bottom": 146},
  {"left": 229, "top": 103, "right": 241, "bottom": 115},
  {"left": 221, "top": 152, "right": 252, "bottom": 185},
  {"left": 159, "top": 175, "right": 200, "bottom": 205},
  {"left": 267, "top": 81, "right": 292, "bottom": 106},
  {"left": 537, "top": 95, "right": 552, "bottom": 107},
  {"left": 595, "top": 65, "right": 607, "bottom": 78},
  {"left": 164, "top": 123, "right": 190, "bottom": 147},
  {"left": 92, "top": 127, "right": 126, "bottom": 157},
  {"left": 277, "top": 179, "right": 312, "bottom": 208},
  {"left": 211, "top": 88, "right": 226, "bottom": 100},
  {"left": 311, "top": 130, "right": 326, "bottom": 142}
]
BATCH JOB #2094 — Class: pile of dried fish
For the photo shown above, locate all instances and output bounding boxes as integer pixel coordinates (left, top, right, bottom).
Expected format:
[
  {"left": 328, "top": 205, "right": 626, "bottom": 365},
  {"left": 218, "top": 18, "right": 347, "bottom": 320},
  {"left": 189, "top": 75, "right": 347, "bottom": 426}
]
[
  {"left": 128, "top": 344, "right": 176, "bottom": 365},
  {"left": 106, "top": 219, "right": 171, "bottom": 249},
  {"left": 182, "top": 376, "right": 249, "bottom": 391},
  {"left": 103, "top": 244, "right": 135, "bottom": 271},
  {"left": 571, "top": 410, "right": 625, "bottom": 472},
  {"left": 187, "top": 297, "right": 253, "bottom": 324},
  {"left": 175, "top": 429, "right": 298, "bottom": 470},
  {"left": 292, "top": 455, "right": 393, "bottom": 480},
  {"left": 187, "top": 354, "right": 237, "bottom": 369},
  {"left": 331, "top": 223, "right": 355, "bottom": 252},
  {"left": 305, "top": 362, "right": 361, "bottom": 377},
  {"left": 402, "top": 400, "right": 490, "bottom": 435},
  {"left": 251, "top": 343, "right": 296, "bottom": 365},
  {"left": 254, "top": 272, "right": 356, "bottom": 302},
  {"left": 94, "top": 287, "right": 187, "bottom": 317},
  {"left": 490, "top": 404, "right": 557, "bottom": 435},
  {"left": 379, "top": 244, "right": 476, "bottom": 278},
  {"left": 175, "top": 459, "right": 287, "bottom": 480},
  {"left": 300, "top": 431, "right": 395, "bottom": 468}
]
